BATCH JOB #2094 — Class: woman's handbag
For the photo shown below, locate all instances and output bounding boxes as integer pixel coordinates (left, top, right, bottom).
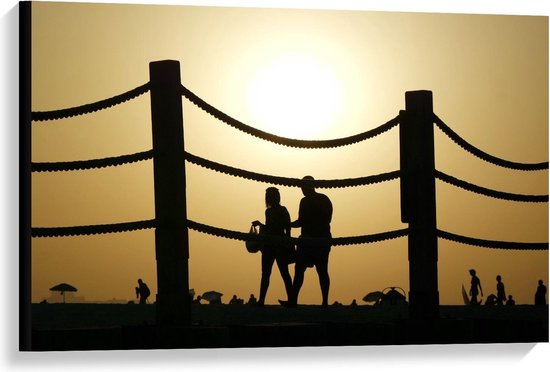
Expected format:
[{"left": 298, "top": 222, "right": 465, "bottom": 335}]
[{"left": 245, "top": 225, "right": 262, "bottom": 253}]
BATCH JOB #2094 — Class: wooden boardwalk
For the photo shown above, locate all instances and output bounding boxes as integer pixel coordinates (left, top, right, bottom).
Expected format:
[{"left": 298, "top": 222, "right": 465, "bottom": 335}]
[{"left": 31, "top": 303, "right": 548, "bottom": 350}]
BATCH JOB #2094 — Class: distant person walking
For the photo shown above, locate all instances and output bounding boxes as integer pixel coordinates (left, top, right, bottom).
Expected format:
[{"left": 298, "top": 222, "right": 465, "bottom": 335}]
[
  {"left": 135, "top": 278, "right": 150, "bottom": 304},
  {"left": 535, "top": 279, "right": 547, "bottom": 305},
  {"left": 252, "top": 187, "right": 294, "bottom": 307},
  {"left": 496, "top": 275, "right": 506, "bottom": 306},
  {"left": 281, "top": 176, "right": 333, "bottom": 308},
  {"left": 468, "top": 269, "right": 483, "bottom": 305}
]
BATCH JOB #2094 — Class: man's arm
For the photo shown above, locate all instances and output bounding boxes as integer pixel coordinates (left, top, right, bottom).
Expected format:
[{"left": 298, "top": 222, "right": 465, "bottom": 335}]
[{"left": 290, "top": 199, "right": 304, "bottom": 228}]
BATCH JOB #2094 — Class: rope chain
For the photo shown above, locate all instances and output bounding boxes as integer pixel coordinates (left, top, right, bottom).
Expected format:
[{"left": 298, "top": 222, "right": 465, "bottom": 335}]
[
  {"left": 438, "top": 230, "right": 548, "bottom": 251},
  {"left": 184, "top": 151, "right": 400, "bottom": 188},
  {"left": 31, "top": 150, "right": 154, "bottom": 172},
  {"left": 180, "top": 84, "right": 399, "bottom": 149},
  {"left": 31, "top": 219, "right": 156, "bottom": 238},
  {"left": 31, "top": 218, "right": 408, "bottom": 246},
  {"left": 31, "top": 83, "right": 151, "bottom": 122},
  {"left": 435, "top": 170, "right": 548, "bottom": 203},
  {"left": 433, "top": 115, "right": 548, "bottom": 171},
  {"left": 186, "top": 220, "right": 410, "bottom": 246},
  {"left": 33, "top": 220, "right": 547, "bottom": 251}
]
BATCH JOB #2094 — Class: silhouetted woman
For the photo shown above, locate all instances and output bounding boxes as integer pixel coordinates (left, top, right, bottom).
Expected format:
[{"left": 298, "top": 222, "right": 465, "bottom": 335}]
[
  {"left": 469, "top": 269, "right": 483, "bottom": 305},
  {"left": 252, "top": 187, "right": 294, "bottom": 307}
]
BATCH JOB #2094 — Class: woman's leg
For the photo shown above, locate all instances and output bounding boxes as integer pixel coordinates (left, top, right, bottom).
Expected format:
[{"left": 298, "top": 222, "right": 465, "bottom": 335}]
[{"left": 258, "top": 252, "right": 275, "bottom": 305}]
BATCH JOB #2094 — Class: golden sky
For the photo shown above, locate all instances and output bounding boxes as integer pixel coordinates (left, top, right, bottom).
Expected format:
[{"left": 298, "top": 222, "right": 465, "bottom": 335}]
[{"left": 31, "top": 1, "right": 548, "bottom": 305}]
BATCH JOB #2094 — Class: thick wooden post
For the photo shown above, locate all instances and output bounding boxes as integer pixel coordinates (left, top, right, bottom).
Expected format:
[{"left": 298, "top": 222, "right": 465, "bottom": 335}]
[
  {"left": 400, "top": 90, "right": 439, "bottom": 319},
  {"left": 149, "top": 60, "right": 190, "bottom": 326}
]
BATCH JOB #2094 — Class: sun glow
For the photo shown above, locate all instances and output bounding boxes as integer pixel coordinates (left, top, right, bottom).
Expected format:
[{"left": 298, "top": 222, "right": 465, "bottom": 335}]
[{"left": 246, "top": 54, "right": 344, "bottom": 139}]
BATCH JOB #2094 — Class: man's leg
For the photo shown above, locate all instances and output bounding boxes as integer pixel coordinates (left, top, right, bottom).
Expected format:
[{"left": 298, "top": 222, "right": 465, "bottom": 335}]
[
  {"left": 275, "top": 256, "right": 294, "bottom": 302},
  {"left": 316, "top": 250, "right": 330, "bottom": 307},
  {"left": 291, "top": 263, "right": 306, "bottom": 305}
]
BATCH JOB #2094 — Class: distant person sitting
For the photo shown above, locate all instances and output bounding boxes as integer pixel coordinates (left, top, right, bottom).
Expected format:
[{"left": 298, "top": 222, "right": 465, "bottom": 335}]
[
  {"left": 193, "top": 295, "right": 202, "bottom": 304},
  {"left": 468, "top": 269, "right": 483, "bottom": 305},
  {"left": 281, "top": 176, "right": 333, "bottom": 308},
  {"left": 484, "top": 294, "right": 497, "bottom": 306},
  {"left": 535, "top": 279, "right": 547, "bottom": 305},
  {"left": 350, "top": 299, "right": 357, "bottom": 307},
  {"left": 506, "top": 295, "right": 515, "bottom": 306},
  {"left": 247, "top": 294, "right": 257, "bottom": 305},
  {"left": 496, "top": 275, "right": 506, "bottom": 306},
  {"left": 229, "top": 295, "right": 240, "bottom": 305},
  {"left": 135, "top": 278, "right": 150, "bottom": 304}
]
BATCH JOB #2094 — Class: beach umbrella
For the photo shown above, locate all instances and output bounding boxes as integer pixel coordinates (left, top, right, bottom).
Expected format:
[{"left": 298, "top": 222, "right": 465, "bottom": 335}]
[
  {"left": 380, "top": 287, "right": 407, "bottom": 305},
  {"left": 202, "top": 291, "right": 223, "bottom": 303},
  {"left": 49, "top": 283, "right": 77, "bottom": 303},
  {"left": 363, "top": 291, "right": 384, "bottom": 303}
]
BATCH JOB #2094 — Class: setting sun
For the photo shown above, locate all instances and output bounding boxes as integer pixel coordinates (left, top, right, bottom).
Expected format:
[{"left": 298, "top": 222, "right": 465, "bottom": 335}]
[{"left": 245, "top": 53, "right": 344, "bottom": 138}]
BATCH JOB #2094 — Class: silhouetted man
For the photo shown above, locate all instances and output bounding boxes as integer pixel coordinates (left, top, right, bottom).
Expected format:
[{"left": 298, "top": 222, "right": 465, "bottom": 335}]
[
  {"left": 496, "top": 275, "right": 506, "bottom": 306},
  {"left": 506, "top": 295, "right": 515, "bottom": 306},
  {"left": 469, "top": 269, "right": 483, "bottom": 305},
  {"left": 281, "top": 175, "right": 333, "bottom": 308},
  {"left": 136, "top": 278, "right": 150, "bottom": 304},
  {"left": 535, "top": 279, "right": 547, "bottom": 305}
]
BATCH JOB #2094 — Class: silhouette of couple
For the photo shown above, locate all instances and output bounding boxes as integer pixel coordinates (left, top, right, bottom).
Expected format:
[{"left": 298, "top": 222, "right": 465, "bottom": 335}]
[{"left": 252, "top": 176, "right": 333, "bottom": 308}]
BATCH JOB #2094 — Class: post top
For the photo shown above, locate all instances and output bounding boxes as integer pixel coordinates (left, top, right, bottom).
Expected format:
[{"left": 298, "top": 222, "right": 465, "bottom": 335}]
[
  {"left": 405, "top": 90, "right": 433, "bottom": 113},
  {"left": 150, "top": 59, "right": 181, "bottom": 66},
  {"left": 149, "top": 60, "right": 182, "bottom": 83}
]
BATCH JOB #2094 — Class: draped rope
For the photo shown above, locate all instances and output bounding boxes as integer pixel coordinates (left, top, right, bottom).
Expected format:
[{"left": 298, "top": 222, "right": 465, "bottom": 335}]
[
  {"left": 31, "top": 218, "right": 408, "bottom": 246},
  {"left": 187, "top": 219, "right": 408, "bottom": 246},
  {"left": 435, "top": 170, "right": 548, "bottom": 203},
  {"left": 184, "top": 151, "right": 400, "bottom": 188},
  {"left": 31, "top": 150, "right": 154, "bottom": 172},
  {"left": 31, "top": 83, "right": 151, "bottom": 122},
  {"left": 438, "top": 230, "right": 548, "bottom": 251},
  {"left": 31, "top": 219, "right": 156, "bottom": 238},
  {"left": 434, "top": 115, "right": 548, "bottom": 171},
  {"left": 180, "top": 84, "right": 399, "bottom": 149},
  {"left": 31, "top": 220, "right": 548, "bottom": 251}
]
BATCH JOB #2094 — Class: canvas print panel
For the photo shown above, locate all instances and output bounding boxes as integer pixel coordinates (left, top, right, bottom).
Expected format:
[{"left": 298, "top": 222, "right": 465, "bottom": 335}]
[{"left": 23, "top": 1, "right": 548, "bottom": 350}]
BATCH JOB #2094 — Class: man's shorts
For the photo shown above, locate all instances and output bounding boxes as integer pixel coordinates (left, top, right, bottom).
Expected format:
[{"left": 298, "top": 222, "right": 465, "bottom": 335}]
[{"left": 296, "top": 238, "right": 331, "bottom": 268}]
